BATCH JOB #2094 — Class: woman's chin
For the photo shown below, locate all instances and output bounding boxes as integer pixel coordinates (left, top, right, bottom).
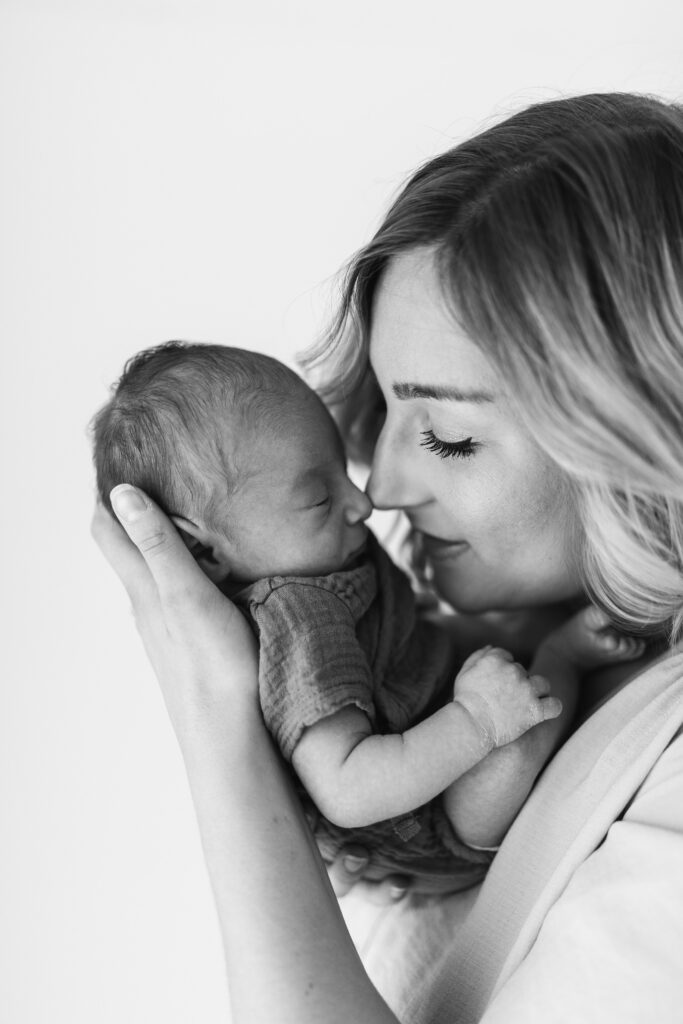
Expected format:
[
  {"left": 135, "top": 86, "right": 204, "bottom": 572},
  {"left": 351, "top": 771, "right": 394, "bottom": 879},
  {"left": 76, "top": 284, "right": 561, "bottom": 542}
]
[
  {"left": 430, "top": 568, "right": 556, "bottom": 616},
  {"left": 431, "top": 578, "right": 499, "bottom": 615},
  {"left": 434, "top": 578, "right": 583, "bottom": 617},
  {"left": 440, "top": 594, "right": 506, "bottom": 616}
]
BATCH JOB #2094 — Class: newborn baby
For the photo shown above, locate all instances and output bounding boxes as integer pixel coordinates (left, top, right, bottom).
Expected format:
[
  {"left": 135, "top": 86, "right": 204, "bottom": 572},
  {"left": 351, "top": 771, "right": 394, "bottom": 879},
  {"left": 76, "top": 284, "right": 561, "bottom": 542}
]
[{"left": 92, "top": 342, "right": 641, "bottom": 891}]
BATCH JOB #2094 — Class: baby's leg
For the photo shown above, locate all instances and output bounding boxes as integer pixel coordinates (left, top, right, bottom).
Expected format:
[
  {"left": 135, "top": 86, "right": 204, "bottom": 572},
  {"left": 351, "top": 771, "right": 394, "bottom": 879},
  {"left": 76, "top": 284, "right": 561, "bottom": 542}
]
[{"left": 442, "top": 607, "right": 644, "bottom": 849}]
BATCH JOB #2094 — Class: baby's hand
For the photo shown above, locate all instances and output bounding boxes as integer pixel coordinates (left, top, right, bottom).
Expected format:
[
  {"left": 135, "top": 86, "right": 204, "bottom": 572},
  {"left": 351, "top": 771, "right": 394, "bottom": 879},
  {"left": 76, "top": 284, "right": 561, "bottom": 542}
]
[{"left": 452, "top": 646, "right": 562, "bottom": 749}]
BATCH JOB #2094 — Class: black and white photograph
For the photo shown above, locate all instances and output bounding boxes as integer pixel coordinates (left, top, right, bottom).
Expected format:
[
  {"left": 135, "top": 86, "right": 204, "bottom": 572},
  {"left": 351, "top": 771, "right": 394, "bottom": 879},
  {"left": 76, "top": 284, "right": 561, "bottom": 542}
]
[{"left": 2, "top": 2, "right": 683, "bottom": 1021}]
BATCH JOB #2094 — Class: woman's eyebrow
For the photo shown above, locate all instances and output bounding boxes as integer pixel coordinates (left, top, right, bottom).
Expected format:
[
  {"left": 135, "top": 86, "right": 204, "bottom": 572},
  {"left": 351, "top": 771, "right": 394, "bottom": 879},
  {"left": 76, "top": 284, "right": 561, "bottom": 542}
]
[{"left": 392, "top": 382, "right": 495, "bottom": 403}]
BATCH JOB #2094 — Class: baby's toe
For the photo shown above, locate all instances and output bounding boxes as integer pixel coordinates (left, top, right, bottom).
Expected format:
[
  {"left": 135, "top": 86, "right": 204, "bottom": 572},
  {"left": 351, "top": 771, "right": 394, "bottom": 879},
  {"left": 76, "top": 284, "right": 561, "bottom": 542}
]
[
  {"left": 606, "top": 634, "right": 646, "bottom": 659},
  {"left": 592, "top": 629, "right": 646, "bottom": 663},
  {"left": 581, "top": 606, "right": 612, "bottom": 634}
]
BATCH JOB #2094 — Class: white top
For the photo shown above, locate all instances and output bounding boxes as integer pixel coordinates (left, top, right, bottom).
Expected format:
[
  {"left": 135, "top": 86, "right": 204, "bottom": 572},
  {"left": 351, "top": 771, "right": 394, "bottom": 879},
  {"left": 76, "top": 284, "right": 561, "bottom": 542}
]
[
  {"left": 343, "top": 651, "right": 683, "bottom": 1023},
  {"left": 483, "top": 727, "right": 683, "bottom": 1023}
]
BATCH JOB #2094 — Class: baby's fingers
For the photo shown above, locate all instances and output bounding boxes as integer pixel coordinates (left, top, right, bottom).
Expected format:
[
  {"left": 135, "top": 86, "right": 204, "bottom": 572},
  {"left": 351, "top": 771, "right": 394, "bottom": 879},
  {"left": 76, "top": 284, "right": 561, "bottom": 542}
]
[
  {"left": 459, "top": 646, "right": 515, "bottom": 673},
  {"left": 526, "top": 676, "right": 561, "bottom": 723},
  {"left": 327, "top": 848, "right": 410, "bottom": 904},
  {"left": 536, "top": 695, "right": 563, "bottom": 722},
  {"left": 362, "top": 876, "right": 411, "bottom": 905},
  {"left": 327, "top": 846, "right": 370, "bottom": 898},
  {"left": 529, "top": 673, "right": 551, "bottom": 698}
]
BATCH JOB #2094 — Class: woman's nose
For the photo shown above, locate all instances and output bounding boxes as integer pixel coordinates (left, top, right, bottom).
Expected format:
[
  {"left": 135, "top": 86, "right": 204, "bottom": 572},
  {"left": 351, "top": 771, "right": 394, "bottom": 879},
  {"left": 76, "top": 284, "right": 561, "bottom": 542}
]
[
  {"left": 344, "top": 480, "right": 373, "bottom": 525},
  {"left": 366, "top": 421, "right": 427, "bottom": 511}
]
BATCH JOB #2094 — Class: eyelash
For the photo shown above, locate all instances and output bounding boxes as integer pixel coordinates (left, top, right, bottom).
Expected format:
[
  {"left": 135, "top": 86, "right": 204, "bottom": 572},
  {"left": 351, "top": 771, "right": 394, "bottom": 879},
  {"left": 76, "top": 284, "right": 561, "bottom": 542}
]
[{"left": 420, "top": 430, "right": 478, "bottom": 460}]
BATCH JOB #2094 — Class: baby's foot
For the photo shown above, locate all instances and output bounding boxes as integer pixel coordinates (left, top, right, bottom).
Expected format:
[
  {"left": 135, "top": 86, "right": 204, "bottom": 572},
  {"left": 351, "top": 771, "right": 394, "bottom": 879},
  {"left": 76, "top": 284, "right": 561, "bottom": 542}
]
[{"left": 541, "top": 606, "right": 646, "bottom": 671}]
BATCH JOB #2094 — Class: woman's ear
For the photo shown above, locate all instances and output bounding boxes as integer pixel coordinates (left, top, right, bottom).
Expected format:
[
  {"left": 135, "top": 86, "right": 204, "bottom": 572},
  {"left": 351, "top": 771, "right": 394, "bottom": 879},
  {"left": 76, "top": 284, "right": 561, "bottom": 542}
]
[{"left": 171, "top": 515, "right": 232, "bottom": 584}]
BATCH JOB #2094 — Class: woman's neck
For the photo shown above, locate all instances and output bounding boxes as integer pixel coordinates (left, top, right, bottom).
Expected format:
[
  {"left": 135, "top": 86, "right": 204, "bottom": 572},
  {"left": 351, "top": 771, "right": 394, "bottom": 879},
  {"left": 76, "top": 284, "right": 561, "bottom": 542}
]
[{"left": 460, "top": 603, "right": 581, "bottom": 664}]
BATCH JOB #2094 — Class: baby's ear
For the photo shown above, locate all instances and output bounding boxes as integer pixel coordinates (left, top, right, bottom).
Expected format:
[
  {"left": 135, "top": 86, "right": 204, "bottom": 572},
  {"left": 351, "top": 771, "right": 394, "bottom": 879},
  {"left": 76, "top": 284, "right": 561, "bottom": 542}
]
[{"left": 171, "top": 515, "right": 232, "bottom": 584}]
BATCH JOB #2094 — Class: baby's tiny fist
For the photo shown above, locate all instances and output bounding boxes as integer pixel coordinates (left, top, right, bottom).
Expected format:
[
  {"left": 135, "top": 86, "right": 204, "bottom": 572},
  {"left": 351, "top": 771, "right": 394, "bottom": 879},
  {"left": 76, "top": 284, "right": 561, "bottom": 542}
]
[{"left": 453, "top": 650, "right": 562, "bottom": 748}]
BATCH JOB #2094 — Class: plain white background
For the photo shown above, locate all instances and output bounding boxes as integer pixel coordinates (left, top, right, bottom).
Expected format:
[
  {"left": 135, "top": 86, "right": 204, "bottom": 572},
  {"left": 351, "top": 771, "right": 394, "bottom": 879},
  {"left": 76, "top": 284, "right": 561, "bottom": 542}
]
[{"left": 1, "top": 2, "right": 682, "bottom": 1021}]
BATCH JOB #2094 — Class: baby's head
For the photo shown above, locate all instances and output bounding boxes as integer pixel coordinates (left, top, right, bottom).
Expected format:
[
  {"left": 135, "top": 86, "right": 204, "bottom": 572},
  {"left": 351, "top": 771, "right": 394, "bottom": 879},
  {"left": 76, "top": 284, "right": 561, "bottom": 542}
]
[{"left": 93, "top": 342, "right": 371, "bottom": 584}]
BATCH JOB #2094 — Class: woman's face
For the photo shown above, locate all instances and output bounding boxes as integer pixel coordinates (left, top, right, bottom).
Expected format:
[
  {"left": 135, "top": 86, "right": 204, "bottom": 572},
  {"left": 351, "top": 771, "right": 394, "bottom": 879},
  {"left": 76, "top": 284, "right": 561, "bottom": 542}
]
[{"left": 366, "top": 248, "right": 584, "bottom": 614}]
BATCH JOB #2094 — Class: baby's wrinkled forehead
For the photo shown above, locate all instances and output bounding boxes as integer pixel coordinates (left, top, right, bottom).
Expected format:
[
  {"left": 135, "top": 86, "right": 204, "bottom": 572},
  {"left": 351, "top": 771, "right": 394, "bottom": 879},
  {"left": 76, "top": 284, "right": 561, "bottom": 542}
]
[
  {"left": 199, "top": 382, "right": 340, "bottom": 498},
  {"left": 233, "top": 389, "right": 343, "bottom": 486}
]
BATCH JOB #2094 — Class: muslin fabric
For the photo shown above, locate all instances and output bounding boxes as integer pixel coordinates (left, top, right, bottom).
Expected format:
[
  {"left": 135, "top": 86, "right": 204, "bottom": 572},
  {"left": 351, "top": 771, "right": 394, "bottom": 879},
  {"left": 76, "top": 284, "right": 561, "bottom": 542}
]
[{"left": 236, "top": 531, "right": 492, "bottom": 886}]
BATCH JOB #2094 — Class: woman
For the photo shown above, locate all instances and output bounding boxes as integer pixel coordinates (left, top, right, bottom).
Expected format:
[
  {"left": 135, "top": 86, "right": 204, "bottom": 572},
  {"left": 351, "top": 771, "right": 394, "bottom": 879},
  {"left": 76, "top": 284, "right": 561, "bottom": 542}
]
[{"left": 93, "top": 92, "right": 683, "bottom": 1022}]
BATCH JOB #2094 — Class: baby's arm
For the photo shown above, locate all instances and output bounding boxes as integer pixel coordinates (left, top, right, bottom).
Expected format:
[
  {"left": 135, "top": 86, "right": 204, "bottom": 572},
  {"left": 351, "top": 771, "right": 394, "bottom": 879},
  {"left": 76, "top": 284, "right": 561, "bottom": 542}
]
[
  {"left": 444, "top": 606, "right": 645, "bottom": 849},
  {"left": 292, "top": 647, "right": 560, "bottom": 829}
]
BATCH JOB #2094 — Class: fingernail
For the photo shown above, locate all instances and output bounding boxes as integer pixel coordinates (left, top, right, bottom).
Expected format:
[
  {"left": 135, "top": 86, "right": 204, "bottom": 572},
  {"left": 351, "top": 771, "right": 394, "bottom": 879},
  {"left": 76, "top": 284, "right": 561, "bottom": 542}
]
[
  {"left": 389, "top": 885, "right": 407, "bottom": 901},
  {"left": 110, "top": 485, "right": 148, "bottom": 522},
  {"left": 342, "top": 854, "right": 367, "bottom": 873}
]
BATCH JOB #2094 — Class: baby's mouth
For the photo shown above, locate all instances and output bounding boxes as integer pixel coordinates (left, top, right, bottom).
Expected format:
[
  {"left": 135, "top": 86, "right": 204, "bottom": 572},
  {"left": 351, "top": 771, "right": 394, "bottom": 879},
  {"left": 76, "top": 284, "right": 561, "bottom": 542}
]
[{"left": 342, "top": 539, "right": 368, "bottom": 568}]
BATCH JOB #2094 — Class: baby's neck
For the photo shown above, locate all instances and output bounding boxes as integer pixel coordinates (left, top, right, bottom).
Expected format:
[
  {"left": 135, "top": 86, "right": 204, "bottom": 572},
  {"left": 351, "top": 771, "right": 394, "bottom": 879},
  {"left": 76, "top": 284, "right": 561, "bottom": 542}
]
[{"left": 218, "top": 576, "right": 253, "bottom": 599}]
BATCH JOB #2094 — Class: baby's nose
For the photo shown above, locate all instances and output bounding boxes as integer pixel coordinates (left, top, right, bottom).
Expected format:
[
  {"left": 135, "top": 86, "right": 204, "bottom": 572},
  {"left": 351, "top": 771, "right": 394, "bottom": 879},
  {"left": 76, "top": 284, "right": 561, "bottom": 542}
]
[{"left": 345, "top": 484, "right": 373, "bottom": 524}]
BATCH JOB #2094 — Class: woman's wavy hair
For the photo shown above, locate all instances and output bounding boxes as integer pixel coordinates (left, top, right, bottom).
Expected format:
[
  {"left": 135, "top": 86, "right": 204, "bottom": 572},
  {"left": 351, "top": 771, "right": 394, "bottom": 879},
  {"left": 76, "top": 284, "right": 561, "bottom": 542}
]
[{"left": 303, "top": 93, "right": 683, "bottom": 641}]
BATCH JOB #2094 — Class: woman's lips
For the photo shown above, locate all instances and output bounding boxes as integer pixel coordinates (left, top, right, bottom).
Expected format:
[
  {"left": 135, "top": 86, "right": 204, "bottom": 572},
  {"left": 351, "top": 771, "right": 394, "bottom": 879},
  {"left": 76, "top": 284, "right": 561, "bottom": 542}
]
[{"left": 419, "top": 531, "right": 468, "bottom": 561}]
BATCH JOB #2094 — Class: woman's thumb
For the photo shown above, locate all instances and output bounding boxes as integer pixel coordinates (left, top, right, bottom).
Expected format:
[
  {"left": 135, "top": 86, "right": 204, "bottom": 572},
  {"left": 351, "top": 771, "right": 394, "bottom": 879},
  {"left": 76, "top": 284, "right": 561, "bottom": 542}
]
[{"left": 110, "top": 485, "right": 197, "bottom": 594}]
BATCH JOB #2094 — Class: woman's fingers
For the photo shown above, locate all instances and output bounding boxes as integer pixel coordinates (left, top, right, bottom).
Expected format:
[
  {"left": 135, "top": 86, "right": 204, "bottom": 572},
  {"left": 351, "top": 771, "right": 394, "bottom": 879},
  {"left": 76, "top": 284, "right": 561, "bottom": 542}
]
[
  {"left": 108, "top": 485, "right": 207, "bottom": 605},
  {"left": 91, "top": 498, "right": 155, "bottom": 605}
]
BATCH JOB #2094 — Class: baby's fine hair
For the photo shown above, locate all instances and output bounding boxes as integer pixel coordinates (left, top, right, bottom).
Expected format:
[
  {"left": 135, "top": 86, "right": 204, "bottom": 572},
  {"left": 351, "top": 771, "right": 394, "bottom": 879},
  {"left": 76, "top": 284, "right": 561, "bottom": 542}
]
[
  {"left": 305, "top": 92, "right": 683, "bottom": 640},
  {"left": 92, "top": 342, "right": 304, "bottom": 528}
]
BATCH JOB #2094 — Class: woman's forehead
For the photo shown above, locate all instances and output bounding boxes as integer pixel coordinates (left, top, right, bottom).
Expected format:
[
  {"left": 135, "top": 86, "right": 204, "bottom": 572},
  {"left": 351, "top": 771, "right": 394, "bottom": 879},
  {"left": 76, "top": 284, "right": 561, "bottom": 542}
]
[{"left": 369, "top": 248, "right": 500, "bottom": 395}]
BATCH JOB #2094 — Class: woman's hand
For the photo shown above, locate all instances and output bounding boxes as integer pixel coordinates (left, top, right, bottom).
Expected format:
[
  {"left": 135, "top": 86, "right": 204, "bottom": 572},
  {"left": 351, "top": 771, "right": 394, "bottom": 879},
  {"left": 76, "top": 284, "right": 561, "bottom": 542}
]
[
  {"left": 91, "top": 484, "right": 259, "bottom": 751},
  {"left": 94, "top": 487, "right": 409, "bottom": 901},
  {"left": 93, "top": 486, "right": 399, "bottom": 1024}
]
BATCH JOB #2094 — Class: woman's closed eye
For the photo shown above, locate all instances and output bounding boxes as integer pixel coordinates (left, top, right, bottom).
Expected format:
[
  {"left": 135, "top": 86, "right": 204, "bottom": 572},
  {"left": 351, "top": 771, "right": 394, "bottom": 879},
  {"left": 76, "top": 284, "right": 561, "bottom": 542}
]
[{"left": 420, "top": 429, "right": 479, "bottom": 460}]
